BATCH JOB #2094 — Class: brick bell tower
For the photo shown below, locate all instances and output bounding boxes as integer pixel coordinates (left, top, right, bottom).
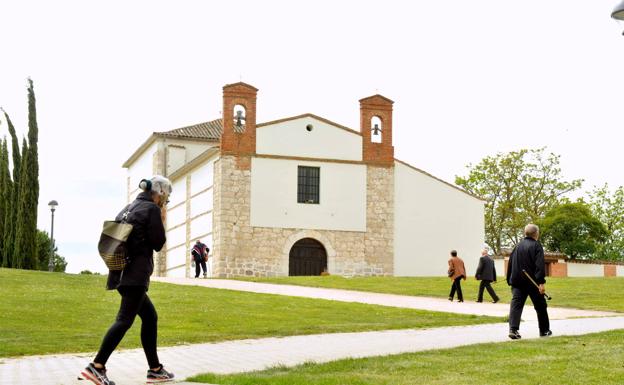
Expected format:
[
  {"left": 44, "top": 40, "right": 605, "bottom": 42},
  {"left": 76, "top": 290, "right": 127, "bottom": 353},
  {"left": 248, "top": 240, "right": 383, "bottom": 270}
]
[
  {"left": 221, "top": 82, "right": 258, "bottom": 157},
  {"left": 360, "top": 94, "right": 394, "bottom": 166}
]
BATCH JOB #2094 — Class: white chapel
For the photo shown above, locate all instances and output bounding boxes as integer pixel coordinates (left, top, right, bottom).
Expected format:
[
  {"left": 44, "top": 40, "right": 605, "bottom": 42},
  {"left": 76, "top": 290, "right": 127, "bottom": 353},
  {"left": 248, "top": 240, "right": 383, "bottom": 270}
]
[{"left": 123, "top": 82, "right": 485, "bottom": 278}]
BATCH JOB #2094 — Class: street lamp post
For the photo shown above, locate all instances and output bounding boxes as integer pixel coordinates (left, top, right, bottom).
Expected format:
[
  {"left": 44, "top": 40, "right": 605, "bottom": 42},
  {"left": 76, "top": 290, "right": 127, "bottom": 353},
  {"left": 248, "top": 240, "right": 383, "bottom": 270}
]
[
  {"left": 48, "top": 200, "right": 58, "bottom": 272},
  {"left": 612, "top": 0, "right": 624, "bottom": 33}
]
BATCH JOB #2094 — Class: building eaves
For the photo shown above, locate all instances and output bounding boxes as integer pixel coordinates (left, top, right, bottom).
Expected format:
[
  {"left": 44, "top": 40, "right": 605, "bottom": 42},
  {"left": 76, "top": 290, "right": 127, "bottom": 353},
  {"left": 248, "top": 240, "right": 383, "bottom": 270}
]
[{"left": 394, "top": 158, "right": 486, "bottom": 202}]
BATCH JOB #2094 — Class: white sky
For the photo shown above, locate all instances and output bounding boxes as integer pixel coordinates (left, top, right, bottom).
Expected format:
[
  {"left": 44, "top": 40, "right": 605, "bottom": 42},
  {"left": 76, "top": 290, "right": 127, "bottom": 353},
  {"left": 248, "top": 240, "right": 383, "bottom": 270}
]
[{"left": 1, "top": 0, "right": 623, "bottom": 273}]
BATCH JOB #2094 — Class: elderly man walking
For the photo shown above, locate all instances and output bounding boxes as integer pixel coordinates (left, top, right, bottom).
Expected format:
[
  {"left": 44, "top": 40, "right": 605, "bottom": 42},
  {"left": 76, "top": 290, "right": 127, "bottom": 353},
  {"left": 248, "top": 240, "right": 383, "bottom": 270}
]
[
  {"left": 506, "top": 224, "right": 552, "bottom": 340},
  {"left": 475, "top": 249, "right": 499, "bottom": 303}
]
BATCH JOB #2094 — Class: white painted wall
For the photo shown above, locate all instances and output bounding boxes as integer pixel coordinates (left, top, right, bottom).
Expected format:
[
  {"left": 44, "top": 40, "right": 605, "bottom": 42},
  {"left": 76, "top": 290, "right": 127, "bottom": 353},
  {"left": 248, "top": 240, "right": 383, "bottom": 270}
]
[
  {"left": 494, "top": 259, "right": 505, "bottom": 279},
  {"left": 393, "top": 161, "right": 485, "bottom": 276},
  {"left": 167, "top": 145, "right": 186, "bottom": 175},
  {"left": 617, "top": 265, "right": 624, "bottom": 277},
  {"left": 250, "top": 157, "right": 367, "bottom": 232},
  {"left": 256, "top": 116, "right": 362, "bottom": 161},
  {"left": 190, "top": 160, "right": 214, "bottom": 195},
  {"left": 567, "top": 263, "right": 604, "bottom": 277},
  {"left": 166, "top": 225, "right": 186, "bottom": 250},
  {"left": 164, "top": 138, "right": 214, "bottom": 166},
  {"left": 191, "top": 189, "right": 213, "bottom": 218},
  {"left": 127, "top": 142, "right": 157, "bottom": 199},
  {"left": 170, "top": 178, "right": 186, "bottom": 207},
  {"left": 166, "top": 245, "right": 186, "bottom": 270},
  {"left": 166, "top": 205, "right": 185, "bottom": 230},
  {"left": 190, "top": 214, "right": 212, "bottom": 240},
  {"left": 167, "top": 265, "right": 186, "bottom": 278}
]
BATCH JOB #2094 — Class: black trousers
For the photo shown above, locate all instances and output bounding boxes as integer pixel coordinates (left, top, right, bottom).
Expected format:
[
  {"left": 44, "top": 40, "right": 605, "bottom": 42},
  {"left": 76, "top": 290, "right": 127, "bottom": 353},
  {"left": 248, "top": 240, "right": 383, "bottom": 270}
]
[
  {"left": 509, "top": 284, "right": 550, "bottom": 333},
  {"left": 195, "top": 259, "right": 207, "bottom": 277},
  {"left": 94, "top": 286, "right": 159, "bottom": 368},
  {"left": 478, "top": 280, "right": 499, "bottom": 302},
  {"left": 449, "top": 276, "right": 464, "bottom": 301}
]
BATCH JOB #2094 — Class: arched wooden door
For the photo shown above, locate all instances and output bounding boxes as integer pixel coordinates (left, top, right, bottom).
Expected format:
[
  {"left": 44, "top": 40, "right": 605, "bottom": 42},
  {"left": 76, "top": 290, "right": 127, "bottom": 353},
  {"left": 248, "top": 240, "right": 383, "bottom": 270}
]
[{"left": 289, "top": 238, "right": 327, "bottom": 276}]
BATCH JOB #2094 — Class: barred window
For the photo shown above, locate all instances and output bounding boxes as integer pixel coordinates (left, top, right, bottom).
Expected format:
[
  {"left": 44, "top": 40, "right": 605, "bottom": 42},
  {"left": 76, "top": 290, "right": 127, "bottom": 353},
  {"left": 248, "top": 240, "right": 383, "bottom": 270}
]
[{"left": 297, "top": 166, "right": 320, "bottom": 204}]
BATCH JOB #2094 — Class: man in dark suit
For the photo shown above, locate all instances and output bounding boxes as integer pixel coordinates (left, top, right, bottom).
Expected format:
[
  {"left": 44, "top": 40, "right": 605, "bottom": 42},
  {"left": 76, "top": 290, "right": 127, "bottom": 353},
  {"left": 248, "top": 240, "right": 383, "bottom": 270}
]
[
  {"left": 475, "top": 248, "right": 499, "bottom": 303},
  {"left": 506, "top": 224, "right": 551, "bottom": 340}
]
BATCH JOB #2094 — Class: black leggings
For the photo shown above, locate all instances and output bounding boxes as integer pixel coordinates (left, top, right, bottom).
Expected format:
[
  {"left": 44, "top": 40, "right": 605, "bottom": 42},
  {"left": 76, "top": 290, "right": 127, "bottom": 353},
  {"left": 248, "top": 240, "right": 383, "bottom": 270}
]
[
  {"left": 449, "top": 276, "right": 464, "bottom": 301},
  {"left": 94, "top": 286, "right": 159, "bottom": 368}
]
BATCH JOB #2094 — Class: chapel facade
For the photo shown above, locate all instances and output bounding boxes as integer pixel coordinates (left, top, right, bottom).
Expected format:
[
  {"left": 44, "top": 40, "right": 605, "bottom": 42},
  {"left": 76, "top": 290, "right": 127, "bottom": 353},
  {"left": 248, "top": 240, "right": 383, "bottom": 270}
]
[{"left": 123, "top": 82, "right": 485, "bottom": 278}]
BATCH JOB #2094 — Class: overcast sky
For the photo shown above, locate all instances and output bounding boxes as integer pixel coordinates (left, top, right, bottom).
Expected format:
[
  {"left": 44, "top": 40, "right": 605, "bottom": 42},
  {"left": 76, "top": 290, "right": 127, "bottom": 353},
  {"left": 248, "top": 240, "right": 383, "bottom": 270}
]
[{"left": 1, "top": 0, "right": 624, "bottom": 273}]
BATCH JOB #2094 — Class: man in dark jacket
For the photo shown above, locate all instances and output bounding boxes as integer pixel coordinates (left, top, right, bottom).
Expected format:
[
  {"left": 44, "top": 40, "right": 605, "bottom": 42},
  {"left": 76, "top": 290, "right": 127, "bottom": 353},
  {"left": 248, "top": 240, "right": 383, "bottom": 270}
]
[
  {"left": 506, "top": 224, "right": 551, "bottom": 340},
  {"left": 475, "top": 248, "right": 499, "bottom": 303}
]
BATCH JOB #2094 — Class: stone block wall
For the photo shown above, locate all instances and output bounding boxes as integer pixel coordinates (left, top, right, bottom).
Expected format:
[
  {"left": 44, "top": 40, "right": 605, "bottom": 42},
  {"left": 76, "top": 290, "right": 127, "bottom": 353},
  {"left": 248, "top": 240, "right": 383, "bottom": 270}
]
[{"left": 211, "top": 155, "right": 395, "bottom": 278}]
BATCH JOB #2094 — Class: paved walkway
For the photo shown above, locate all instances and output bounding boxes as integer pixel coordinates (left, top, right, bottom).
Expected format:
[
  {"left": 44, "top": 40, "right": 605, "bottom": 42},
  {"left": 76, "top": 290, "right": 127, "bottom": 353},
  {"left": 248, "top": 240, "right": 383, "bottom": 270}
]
[
  {"left": 153, "top": 277, "right": 618, "bottom": 320},
  {"left": 2, "top": 317, "right": 624, "bottom": 385}
]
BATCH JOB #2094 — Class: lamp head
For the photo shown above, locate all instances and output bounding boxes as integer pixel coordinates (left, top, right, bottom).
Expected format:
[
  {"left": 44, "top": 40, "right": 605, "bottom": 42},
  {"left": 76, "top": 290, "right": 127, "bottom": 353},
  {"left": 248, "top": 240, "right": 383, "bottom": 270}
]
[{"left": 48, "top": 200, "right": 58, "bottom": 212}]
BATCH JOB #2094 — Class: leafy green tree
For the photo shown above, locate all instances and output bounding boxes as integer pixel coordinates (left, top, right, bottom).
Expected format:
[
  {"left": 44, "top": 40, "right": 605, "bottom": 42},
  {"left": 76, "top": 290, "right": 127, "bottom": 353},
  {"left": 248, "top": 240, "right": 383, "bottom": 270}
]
[
  {"left": 14, "top": 79, "right": 40, "bottom": 270},
  {"left": 0, "top": 138, "right": 10, "bottom": 265},
  {"left": 2, "top": 109, "right": 21, "bottom": 268},
  {"left": 455, "top": 148, "right": 582, "bottom": 255},
  {"left": 539, "top": 203, "right": 608, "bottom": 259},
  {"left": 36, "top": 230, "right": 67, "bottom": 272},
  {"left": 587, "top": 184, "right": 624, "bottom": 261}
]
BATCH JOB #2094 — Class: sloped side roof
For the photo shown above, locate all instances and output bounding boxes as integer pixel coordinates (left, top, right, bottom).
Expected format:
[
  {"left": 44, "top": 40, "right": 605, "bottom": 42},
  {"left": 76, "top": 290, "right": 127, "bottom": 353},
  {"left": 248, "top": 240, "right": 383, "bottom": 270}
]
[{"left": 155, "top": 118, "right": 223, "bottom": 140}]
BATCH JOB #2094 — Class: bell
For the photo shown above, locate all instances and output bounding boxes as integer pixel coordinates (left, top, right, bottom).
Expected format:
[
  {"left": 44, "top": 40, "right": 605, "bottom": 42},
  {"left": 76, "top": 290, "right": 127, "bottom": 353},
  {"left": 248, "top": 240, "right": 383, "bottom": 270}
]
[
  {"left": 372, "top": 123, "right": 381, "bottom": 136},
  {"left": 612, "top": 0, "right": 624, "bottom": 20},
  {"left": 235, "top": 110, "right": 244, "bottom": 128}
]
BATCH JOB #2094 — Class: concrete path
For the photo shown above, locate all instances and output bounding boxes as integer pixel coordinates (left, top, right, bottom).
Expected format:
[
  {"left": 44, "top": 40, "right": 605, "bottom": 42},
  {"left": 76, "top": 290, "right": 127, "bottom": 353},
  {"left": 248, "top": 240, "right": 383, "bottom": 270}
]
[
  {"left": 2, "top": 317, "right": 624, "bottom": 385},
  {"left": 153, "top": 277, "right": 618, "bottom": 320}
]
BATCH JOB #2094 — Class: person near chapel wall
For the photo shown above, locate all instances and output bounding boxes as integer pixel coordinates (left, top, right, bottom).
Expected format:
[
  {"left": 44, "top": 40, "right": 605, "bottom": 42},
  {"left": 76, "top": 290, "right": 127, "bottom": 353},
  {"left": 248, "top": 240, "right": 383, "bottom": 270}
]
[
  {"left": 447, "top": 250, "right": 466, "bottom": 302},
  {"left": 191, "top": 239, "right": 209, "bottom": 278},
  {"left": 475, "top": 248, "right": 500, "bottom": 303}
]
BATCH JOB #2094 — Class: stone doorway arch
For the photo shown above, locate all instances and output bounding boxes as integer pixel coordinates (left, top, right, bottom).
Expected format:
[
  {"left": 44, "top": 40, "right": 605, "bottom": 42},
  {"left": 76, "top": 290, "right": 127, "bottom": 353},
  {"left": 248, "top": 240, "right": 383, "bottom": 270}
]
[
  {"left": 282, "top": 230, "right": 336, "bottom": 276},
  {"left": 289, "top": 238, "right": 327, "bottom": 276}
]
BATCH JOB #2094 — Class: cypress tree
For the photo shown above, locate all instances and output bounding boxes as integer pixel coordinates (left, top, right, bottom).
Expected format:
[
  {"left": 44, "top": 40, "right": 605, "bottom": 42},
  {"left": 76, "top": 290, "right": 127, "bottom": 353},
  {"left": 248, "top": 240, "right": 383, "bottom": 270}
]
[
  {"left": 2, "top": 109, "right": 21, "bottom": 268},
  {"left": 14, "top": 138, "right": 28, "bottom": 268},
  {"left": 14, "top": 79, "right": 40, "bottom": 270},
  {"left": 0, "top": 138, "right": 10, "bottom": 266}
]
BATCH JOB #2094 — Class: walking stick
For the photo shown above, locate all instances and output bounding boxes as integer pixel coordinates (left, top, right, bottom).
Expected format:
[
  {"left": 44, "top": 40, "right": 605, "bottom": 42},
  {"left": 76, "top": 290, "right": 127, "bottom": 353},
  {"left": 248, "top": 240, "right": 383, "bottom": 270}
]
[{"left": 522, "top": 269, "right": 552, "bottom": 300}]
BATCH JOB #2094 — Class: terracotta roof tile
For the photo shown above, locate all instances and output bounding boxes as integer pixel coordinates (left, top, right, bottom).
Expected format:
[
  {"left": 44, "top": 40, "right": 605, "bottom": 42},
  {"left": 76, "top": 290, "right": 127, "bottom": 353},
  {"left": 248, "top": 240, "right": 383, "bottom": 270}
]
[{"left": 156, "top": 119, "right": 223, "bottom": 140}]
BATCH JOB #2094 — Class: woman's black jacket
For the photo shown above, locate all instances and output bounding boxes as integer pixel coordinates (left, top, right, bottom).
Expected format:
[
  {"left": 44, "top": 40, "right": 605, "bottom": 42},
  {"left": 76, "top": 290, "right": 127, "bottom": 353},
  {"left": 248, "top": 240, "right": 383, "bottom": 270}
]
[{"left": 106, "top": 192, "right": 166, "bottom": 290}]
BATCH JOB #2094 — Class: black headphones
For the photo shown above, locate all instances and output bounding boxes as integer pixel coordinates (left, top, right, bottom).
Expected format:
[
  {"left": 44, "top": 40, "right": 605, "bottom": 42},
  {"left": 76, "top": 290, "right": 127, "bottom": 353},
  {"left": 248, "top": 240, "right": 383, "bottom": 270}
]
[{"left": 139, "top": 179, "right": 152, "bottom": 191}]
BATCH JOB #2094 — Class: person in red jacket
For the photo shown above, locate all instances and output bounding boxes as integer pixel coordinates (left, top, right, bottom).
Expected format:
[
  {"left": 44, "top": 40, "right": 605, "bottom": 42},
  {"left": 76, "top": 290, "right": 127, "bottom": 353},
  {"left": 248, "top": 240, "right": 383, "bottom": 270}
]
[{"left": 447, "top": 250, "right": 467, "bottom": 302}]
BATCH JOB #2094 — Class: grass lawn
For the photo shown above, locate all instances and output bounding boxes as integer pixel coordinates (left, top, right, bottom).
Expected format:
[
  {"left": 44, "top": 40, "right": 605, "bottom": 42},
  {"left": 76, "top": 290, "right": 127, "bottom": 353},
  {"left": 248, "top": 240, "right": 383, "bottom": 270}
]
[
  {"left": 190, "top": 329, "right": 624, "bottom": 385},
  {"left": 238, "top": 276, "right": 624, "bottom": 312},
  {"left": 0, "top": 269, "right": 501, "bottom": 358}
]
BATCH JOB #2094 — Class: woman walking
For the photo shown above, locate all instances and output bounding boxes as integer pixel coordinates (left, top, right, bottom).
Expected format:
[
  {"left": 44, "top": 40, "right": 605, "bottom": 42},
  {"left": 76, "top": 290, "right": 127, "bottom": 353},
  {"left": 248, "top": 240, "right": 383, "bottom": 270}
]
[
  {"left": 81, "top": 176, "right": 175, "bottom": 385},
  {"left": 448, "top": 250, "right": 467, "bottom": 302}
]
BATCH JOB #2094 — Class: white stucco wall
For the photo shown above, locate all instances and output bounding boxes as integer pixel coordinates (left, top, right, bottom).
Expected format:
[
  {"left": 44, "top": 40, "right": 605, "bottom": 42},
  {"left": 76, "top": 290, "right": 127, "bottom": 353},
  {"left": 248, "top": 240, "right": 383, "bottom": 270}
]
[
  {"left": 494, "top": 259, "right": 505, "bottom": 279},
  {"left": 250, "top": 157, "right": 367, "bottom": 232},
  {"left": 170, "top": 178, "right": 186, "bottom": 207},
  {"left": 256, "top": 116, "right": 362, "bottom": 161},
  {"left": 166, "top": 206, "right": 185, "bottom": 230},
  {"left": 617, "top": 265, "right": 624, "bottom": 277},
  {"left": 567, "top": 263, "right": 604, "bottom": 277},
  {"left": 393, "top": 161, "right": 485, "bottom": 276},
  {"left": 164, "top": 139, "right": 214, "bottom": 167},
  {"left": 127, "top": 142, "right": 158, "bottom": 200},
  {"left": 166, "top": 245, "right": 186, "bottom": 271}
]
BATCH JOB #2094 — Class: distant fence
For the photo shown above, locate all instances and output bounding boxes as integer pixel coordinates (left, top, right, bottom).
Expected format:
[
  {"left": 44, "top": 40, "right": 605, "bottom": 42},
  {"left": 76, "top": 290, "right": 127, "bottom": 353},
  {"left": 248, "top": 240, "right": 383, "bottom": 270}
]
[{"left": 493, "top": 250, "right": 623, "bottom": 278}]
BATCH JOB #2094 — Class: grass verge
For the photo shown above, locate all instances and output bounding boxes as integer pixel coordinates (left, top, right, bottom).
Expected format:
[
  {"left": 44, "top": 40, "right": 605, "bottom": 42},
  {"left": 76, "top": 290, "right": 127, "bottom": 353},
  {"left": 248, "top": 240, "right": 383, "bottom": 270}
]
[
  {"left": 0, "top": 269, "right": 501, "bottom": 358},
  {"left": 190, "top": 329, "right": 624, "bottom": 385},
  {"left": 238, "top": 276, "right": 624, "bottom": 312}
]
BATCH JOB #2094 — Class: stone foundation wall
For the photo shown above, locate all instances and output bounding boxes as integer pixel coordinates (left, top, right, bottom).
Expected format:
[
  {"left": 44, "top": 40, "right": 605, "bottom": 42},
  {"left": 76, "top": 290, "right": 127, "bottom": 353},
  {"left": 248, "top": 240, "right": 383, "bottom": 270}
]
[{"left": 212, "top": 155, "right": 395, "bottom": 277}]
